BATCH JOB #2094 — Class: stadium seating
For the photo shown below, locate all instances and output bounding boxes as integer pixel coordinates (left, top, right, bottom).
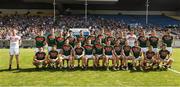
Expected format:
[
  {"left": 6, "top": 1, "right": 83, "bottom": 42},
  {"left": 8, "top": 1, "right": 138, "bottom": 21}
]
[{"left": 97, "top": 15, "right": 180, "bottom": 27}]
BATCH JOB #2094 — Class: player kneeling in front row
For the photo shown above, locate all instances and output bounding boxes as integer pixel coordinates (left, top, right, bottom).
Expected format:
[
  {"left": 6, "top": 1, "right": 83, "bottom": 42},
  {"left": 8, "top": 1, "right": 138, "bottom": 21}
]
[
  {"left": 157, "top": 44, "right": 174, "bottom": 70},
  {"left": 33, "top": 47, "right": 47, "bottom": 69},
  {"left": 104, "top": 41, "right": 116, "bottom": 70},
  {"left": 131, "top": 41, "right": 143, "bottom": 70},
  {"left": 47, "top": 45, "right": 61, "bottom": 69},
  {"left": 143, "top": 46, "right": 156, "bottom": 70},
  {"left": 74, "top": 42, "right": 85, "bottom": 67}
]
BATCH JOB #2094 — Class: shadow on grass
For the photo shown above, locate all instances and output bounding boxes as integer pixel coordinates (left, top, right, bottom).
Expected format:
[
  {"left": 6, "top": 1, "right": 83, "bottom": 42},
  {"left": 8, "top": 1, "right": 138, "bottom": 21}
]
[
  {"left": 0, "top": 67, "right": 168, "bottom": 73},
  {"left": 0, "top": 67, "right": 130, "bottom": 73}
]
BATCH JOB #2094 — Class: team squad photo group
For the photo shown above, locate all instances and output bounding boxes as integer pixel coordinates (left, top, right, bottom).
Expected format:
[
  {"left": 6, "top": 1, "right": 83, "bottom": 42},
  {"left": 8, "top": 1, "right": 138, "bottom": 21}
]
[{"left": 8, "top": 28, "right": 174, "bottom": 71}]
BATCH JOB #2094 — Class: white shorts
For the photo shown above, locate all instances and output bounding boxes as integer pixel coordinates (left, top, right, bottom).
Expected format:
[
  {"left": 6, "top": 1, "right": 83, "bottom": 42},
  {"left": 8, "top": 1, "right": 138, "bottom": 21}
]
[
  {"left": 9, "top": 48, "right": 19, "bottom": 55},
  {"left": 57, "top": 49, "right": 62, "bottom": 53},
  {"left": 49, "top": 58, "right": 58, "bottom": 63},
  {"left": 141, "top": 47, "right": 147, "bottom": 53},
  {"left": 48, "top": 46, "right": 52, "bottom": 52},
  {"left": 85, "top": 55, "right": 94, "bottom": 59},
  {"left": 76, "top": 55, "right": 83, "bottom": 59},
  {"left": 106, "top": 55, "right": 113, "bottom": 59},
  {"left": 62, "top": 55, "right": 70, "bottom": 59},
  {"left": 96, "top": 55, "right": 103, "bottom": 58},
  {"left": 153, "top": 48, "right": 158, "bottom": 53},
  {"left": 166, "top": 47, "right": 173, "bottom": 54},
  {"left": 35, "top": 48, "right": 39, "bottom": 53}
]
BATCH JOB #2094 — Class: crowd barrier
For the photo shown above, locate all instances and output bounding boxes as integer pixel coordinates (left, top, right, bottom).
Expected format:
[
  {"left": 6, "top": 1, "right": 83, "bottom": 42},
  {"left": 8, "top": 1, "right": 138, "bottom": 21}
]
[{"left": 0, "top": 39, "right": 180, "bottom": 48}]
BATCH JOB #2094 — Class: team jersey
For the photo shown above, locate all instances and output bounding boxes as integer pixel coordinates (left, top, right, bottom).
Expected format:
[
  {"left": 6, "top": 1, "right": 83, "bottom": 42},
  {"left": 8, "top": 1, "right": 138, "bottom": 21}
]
[
  {"left": 56, "top": 36, "right": 65, "bottom": 49},
  {"left": 138, "top": 36, "right": 148, "bottom": 47},
  {"left": 146, "top": 51, "right": 155, "bottom": 60},
  {"left": 76, "top": 35, "right": 85, "bottom": 45},
  {"left": 86, "top": 35, "right": 96, "bottom": 44},
  {"left": 114, "top": 45, "right": 122, "bottom": 55},
  {"left": 75, "top": 47, "right": 84, "bottom": 55},
  {"left": 104, "top": 45, "right": 113, "bottom": 55},
  {"left": 35, "top": 36, "right": 46, "bottom": 48},
  {"left": 49, "top": 50, "right": 58, "bottom": 59},
  {"left": 132, "top": 46, "right": 141, "bottom": 58},
  {"left": 35, "top": 52, "right": 46, "bottom": 60},
  {"left": 62, "top": 44, "right": 73, "bottom": 56},
  {"left": 149, "top": 36, "right": 159, "bottom": 48},
  {"left": 9, "top": 35, "right": 21, "bottom": 48},
  {"left": 47, "top": 34, "right": 56, "bottom": 46},
  {"left": 94, "top": 43, "right": 104, "bottom": 55},
  {"left": 159, "top": 50, "right": 170, "bottom": 59},
  {"left": 162, "top": 35, "right": 173, "bottom": 47},
  {"left": 97, "top": 34, "right": 106, "bottom": 43},
  {"left": 66, "top": 36, "right": 76, "bottom": 47},
  {"left": 83, "top": 44, "right": 94, "bottom": 55},
  {"left": 118, "top": 37, "right": 126, "bottom": 47},
  {"left": 105, "top": 36, "right": 115, "bottom": 45},
  {"left": 123, "top": 45, "right": 131, "bottom": 56}
]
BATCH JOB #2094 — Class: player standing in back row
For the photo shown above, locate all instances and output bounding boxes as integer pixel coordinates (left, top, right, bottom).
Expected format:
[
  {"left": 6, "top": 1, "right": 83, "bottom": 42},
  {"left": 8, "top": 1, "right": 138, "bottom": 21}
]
[
  {"left": 47, "top": 28, "right": 56, "bottom": 52},
  {"left": 162, "top": 30, "right": 173, "bottom": 56},
  {"left": 34, "top": 30, "right": 46, "bottom": 53}
]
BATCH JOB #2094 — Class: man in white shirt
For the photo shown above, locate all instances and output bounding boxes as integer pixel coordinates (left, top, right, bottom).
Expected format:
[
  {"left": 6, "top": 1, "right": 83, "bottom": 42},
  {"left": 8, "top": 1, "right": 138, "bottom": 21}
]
[
  {"left": 126, "top": 30, "right": 137, "bottom": 47},
  {"left": 8, "top": 29, "right": 21, "bottom": 70}
]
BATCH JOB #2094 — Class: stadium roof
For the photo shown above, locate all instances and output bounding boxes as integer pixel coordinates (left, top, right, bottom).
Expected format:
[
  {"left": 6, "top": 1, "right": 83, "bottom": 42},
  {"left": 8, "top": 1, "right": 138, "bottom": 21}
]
[{"left": 0, "top": 0, "right": 179, "bottom": 11}]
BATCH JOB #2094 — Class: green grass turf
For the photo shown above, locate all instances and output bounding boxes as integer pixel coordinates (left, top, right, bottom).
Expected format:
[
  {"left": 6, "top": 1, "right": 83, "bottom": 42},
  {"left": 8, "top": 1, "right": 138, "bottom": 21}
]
[{"left": 0, "top": 48, "right": 180, "bottom": 86}]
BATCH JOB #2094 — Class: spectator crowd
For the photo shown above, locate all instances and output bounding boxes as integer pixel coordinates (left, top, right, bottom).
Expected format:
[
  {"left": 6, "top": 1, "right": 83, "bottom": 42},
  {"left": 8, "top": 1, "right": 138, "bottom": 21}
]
[{"left": 0, "top": 15, "right": 179, "bottom": 40}]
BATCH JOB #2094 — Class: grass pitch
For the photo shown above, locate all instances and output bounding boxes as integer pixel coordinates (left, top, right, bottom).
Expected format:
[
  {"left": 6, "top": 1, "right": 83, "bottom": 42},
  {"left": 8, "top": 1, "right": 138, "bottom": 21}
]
[{"left": 0, "top": 48, "right": 180, "bottom": 86}]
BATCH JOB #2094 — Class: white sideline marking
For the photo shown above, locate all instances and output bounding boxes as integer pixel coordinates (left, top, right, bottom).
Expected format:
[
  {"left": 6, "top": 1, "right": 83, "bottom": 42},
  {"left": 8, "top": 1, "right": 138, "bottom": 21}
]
[{"left": 168, "top": 68, "right": 180, "bottom": 74}]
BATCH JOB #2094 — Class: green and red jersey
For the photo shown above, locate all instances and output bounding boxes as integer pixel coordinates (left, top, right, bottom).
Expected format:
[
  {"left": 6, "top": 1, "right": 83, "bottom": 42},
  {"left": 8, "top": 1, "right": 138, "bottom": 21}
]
[
  {"left": 56, "top": 36, "right": 65, "bottom": 49},
  {"left": 49, "top": 50, "right": 58, "bottom": 59},
  {"left": 35, "top": 36, "right": 46, "bottom": 48},
  {"left": 47, "top": 34, "right": 56, "bottom": 46},
  {"left": 35, "top": 52, "right": 46, "bottom": 60}
]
